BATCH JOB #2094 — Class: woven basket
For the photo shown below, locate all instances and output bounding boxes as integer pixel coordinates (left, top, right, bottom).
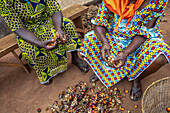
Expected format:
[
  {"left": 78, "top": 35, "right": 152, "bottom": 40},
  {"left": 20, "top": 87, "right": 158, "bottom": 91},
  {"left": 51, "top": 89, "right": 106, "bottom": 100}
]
[{"left": 142, "top": 77, "right": 170, "bottom": 113}]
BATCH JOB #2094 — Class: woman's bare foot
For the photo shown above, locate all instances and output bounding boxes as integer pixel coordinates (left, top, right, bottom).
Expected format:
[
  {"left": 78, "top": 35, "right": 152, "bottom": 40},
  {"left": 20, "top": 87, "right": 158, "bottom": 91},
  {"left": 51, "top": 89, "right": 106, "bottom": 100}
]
[
  {"left": 71, "top": 51, "right": 89, "bottom": 73},
  {"left": 130, "top": 79, "right": 142, "bottom": 101}
]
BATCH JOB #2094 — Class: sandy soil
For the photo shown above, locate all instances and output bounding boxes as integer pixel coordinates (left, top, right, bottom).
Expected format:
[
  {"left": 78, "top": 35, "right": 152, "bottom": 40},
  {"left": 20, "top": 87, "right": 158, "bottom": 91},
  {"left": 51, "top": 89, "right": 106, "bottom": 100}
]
[{"left": 0, "top": 3, "right": 170, "bottom": 113}]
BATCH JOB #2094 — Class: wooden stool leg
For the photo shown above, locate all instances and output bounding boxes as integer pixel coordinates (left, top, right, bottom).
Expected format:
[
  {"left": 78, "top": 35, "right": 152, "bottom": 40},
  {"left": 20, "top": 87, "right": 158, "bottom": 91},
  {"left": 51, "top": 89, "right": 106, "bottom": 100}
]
[
  {"left": 73, "top": 16, "right": 85, "bottom": 37},
  {"left": 19, "top": 53, "right": 22, "bottom": 60},
  {"left": 11, "top": 51, "right": 29, "bottom": 74}
]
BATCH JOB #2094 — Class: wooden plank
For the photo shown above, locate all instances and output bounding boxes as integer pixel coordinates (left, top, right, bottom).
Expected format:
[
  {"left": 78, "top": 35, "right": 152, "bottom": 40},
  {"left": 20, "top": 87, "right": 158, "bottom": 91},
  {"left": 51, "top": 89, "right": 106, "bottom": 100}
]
[
  {"left": 62, "top": 4, "right": 88, "bottom": 20},
  {"left": 73, "top": 15, "right": 85, "bottom": 37},
  {"left": 0, "top": 62, "right": 24, "bottom": 67},
  {"left": 11, "top": 50, "right": 29, "bottom": 74},
  {"left": 73, "top": 16, "right": 84, "bottom": 29},
  {"left": 0, "top": 44, "right": 18, "bottom": 58},
  {"left": 0, "top": 33, "right": 18, "bottom": 57}
]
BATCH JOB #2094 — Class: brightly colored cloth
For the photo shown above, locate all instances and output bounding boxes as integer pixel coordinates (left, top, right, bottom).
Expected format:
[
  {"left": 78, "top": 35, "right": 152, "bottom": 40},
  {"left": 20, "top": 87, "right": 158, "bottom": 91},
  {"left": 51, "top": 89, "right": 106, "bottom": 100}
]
[
  {"left": 81, "top": 0, "right": 170, "bottom": 88},
  {"left": 103, "top": 0, "right": 144, "bottom": 31},
  {"left": 0, "top": 0, "right": 82, "bottom": 84}
]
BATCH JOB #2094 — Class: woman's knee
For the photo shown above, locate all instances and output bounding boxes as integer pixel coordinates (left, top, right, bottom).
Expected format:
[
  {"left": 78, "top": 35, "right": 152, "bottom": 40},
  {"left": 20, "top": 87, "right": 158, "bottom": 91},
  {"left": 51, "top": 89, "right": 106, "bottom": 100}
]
[
  {"left": 63, "top": 17, "right": 74, "bottom": 26},
  {"left": 154, "top": 54, "right": 167, "bottom": 66}
]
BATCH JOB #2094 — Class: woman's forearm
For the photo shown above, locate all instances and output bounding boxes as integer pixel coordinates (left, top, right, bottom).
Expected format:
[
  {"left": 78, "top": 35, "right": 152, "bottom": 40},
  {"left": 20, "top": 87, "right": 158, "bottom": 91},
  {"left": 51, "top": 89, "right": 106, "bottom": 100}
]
[
  {"left": 123, "top": 9, "right": 158, "bottom": 57},
  {"left": 52, "top": 11, "right": 63, "bottom": 31},
  {"left": 123, "top": 35, "right": 146, "bottom": 56},
  {"left": 15, "top": 28, "right": 42, "bottom": 47},
  {"left": 94, "top": 25, "right": 111, "bottom": 60},
  {"left": 94, "top": 25, "right": 107, "bottom": 43},
  {"left": 94, "top": 25, "right": 146, "bottom": 56}
]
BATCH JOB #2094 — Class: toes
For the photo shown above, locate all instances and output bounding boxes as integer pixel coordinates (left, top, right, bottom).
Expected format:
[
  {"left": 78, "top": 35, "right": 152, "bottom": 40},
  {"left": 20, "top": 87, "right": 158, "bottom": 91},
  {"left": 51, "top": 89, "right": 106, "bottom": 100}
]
[
  {"left": 83, "top": 61, "right": 88, "bottom": 68},
  {"left": 81, "top": 66, "right": 89, "bottom": 73},
  {"left": 138, "top": 93, "right": 142, "bottom": 98},
  {"left": 130, "top": 90, "right": 135, "bottom": 99},
  {"left": 134, "top": 92, "right": 142, "bottom": 100},
  {"left": 83, "top": 67, "right": 89, "bottom": 72},
  {"left": 89, "top": 74, "right": 99, "bottom": 83},
  {"left": 130, "top": 90, "right": 142, "bottom": 100},
  {"left": 134, "top": 95, "right": 137, "bottom": 100},
  {"left": 136, "top": 93, "right": 140, "bottom": 97}
]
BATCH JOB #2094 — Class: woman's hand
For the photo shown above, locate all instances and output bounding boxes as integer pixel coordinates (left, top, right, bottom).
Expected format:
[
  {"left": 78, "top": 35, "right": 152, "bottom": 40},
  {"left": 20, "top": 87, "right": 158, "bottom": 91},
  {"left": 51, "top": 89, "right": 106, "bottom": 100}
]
[
  {"left": 39, "top": 38, "right": 58, "bottom": 51},
  {"left": 55, "top": 28, "right": 67, "bottom": 44},
  {"left": 111, "top": 35, "right": 146, "bottom": 68},
  {"left": 100, "top": 41, "right": 111, "bottom": 63},
  {"left": 113, "top": 51, "right": 128, "bottom": 68}
]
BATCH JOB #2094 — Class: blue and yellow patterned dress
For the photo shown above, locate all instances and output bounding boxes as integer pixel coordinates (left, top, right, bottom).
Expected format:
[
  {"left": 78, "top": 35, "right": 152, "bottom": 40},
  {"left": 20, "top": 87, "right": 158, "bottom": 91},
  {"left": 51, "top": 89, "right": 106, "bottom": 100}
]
[
  {"left": 81, "top": 0, "right": 170, "bottom": 88},
  {"left": 0, "top": 0, "right": 82, "bottom": 84}
]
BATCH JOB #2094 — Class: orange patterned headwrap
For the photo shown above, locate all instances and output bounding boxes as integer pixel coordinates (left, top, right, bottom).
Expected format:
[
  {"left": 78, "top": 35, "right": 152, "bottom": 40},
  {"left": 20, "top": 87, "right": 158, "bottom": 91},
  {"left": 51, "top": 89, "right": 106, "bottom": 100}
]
[{"left": 103, "top": 0, "right": 144, "bottom": 31}]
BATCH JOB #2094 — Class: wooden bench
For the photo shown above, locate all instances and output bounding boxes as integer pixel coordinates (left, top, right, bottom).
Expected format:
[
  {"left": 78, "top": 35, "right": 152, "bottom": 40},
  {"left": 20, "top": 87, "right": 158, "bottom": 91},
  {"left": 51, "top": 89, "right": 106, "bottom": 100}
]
[
  {"left": 62, "top": 4, "right": 88, "bottom": 37},
  {"left": 0, "top": 4, "right": 88, "bottom": 73},
  {"left": 0, "top": 33, "right": 30, "bottom": 73}
]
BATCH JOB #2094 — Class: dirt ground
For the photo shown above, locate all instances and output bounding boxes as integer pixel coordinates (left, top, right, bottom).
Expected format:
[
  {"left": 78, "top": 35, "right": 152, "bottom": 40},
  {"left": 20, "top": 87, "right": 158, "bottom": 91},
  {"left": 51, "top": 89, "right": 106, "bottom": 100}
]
[{"left": 0, "top": 3, "right": 170, "bottom": 113}]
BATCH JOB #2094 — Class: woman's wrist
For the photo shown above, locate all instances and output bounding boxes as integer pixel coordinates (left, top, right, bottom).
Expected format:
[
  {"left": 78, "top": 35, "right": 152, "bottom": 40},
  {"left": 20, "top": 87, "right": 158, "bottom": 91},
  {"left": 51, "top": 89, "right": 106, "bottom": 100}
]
[
  {"left": 34, "top": 40, "right": 43, "bottom": 47},
  {"left": 122, "top": 49, "right": 130, "bottom": 57},
  {"left": 55, "top": 26, "right": 62, "bottom": 32},
  {"left": 101, "top": 38, "right": 109, "bottom": 44}
]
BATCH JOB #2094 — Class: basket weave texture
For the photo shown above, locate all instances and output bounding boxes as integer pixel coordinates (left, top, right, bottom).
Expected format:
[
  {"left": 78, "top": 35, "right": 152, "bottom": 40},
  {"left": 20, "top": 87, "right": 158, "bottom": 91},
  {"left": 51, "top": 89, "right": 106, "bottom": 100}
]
[{"left": 142, "top": 77, "right": 170, "bottom": 113}]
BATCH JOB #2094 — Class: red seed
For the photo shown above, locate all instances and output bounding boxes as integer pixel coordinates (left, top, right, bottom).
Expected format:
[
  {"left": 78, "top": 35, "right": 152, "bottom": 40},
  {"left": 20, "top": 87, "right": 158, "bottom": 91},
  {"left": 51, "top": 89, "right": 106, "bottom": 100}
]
[
  {"left": 120, "top": 107, "right": 125, "bottom": 111},
  {"left": 135, "top": 105, "right": 138, "bottom": 108},
  {"left": 90, "top": 88, "right": 94, "bottom": 92},
  {"left": 167, "top": 107, "right": 170, "bottom": 112},
  {"left": 125, "top": 90, "right": 129, "bottom": 93}
]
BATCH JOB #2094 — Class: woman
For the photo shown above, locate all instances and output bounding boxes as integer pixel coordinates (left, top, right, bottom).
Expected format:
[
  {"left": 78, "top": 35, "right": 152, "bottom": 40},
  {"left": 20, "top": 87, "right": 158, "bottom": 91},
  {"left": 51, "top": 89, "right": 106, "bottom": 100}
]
[
  {"left": 81, "top": 0, "right": 170, "bottom": 101},
  {"left": 0, "top": 0, "right": 89, "bottom": 85}
]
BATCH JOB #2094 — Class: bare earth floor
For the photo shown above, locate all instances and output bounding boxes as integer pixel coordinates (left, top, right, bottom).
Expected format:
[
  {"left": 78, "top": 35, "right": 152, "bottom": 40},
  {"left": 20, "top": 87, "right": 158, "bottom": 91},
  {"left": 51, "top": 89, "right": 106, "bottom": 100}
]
[{"left": 0, "top": 3, "right": 170, "bottom": 113}]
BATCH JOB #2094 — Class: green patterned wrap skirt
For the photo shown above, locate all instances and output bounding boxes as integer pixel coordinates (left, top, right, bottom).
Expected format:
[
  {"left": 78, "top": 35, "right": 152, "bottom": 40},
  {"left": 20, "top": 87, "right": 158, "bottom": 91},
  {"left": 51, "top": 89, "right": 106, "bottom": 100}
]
[{"left": 0, "top": 0, "right": 82, "bottom": 84}]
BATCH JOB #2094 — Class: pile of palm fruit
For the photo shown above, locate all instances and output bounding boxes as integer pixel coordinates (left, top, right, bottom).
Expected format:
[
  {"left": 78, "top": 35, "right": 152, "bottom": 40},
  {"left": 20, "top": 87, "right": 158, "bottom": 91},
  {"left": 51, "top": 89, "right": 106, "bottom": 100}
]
[
  {"left": 48, "top": 81, "right": 127, "bottom": 113},
  {"left": 82, "top": 5, "right": 99, "bottom": 32}
]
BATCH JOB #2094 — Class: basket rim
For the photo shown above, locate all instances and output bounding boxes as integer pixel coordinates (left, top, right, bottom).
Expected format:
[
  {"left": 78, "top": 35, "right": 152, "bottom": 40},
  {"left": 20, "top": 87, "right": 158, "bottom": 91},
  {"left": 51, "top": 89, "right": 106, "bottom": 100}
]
[{"left": 141, "top": 77, "right": 170, "bottom": 113}]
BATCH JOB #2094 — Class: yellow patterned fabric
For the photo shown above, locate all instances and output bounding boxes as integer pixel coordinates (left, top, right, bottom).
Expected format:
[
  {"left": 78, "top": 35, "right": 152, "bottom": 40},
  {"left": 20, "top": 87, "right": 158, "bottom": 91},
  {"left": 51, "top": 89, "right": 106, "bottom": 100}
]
[{"left": 0, "top": 0, "right": 82, "bottom": 84}]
